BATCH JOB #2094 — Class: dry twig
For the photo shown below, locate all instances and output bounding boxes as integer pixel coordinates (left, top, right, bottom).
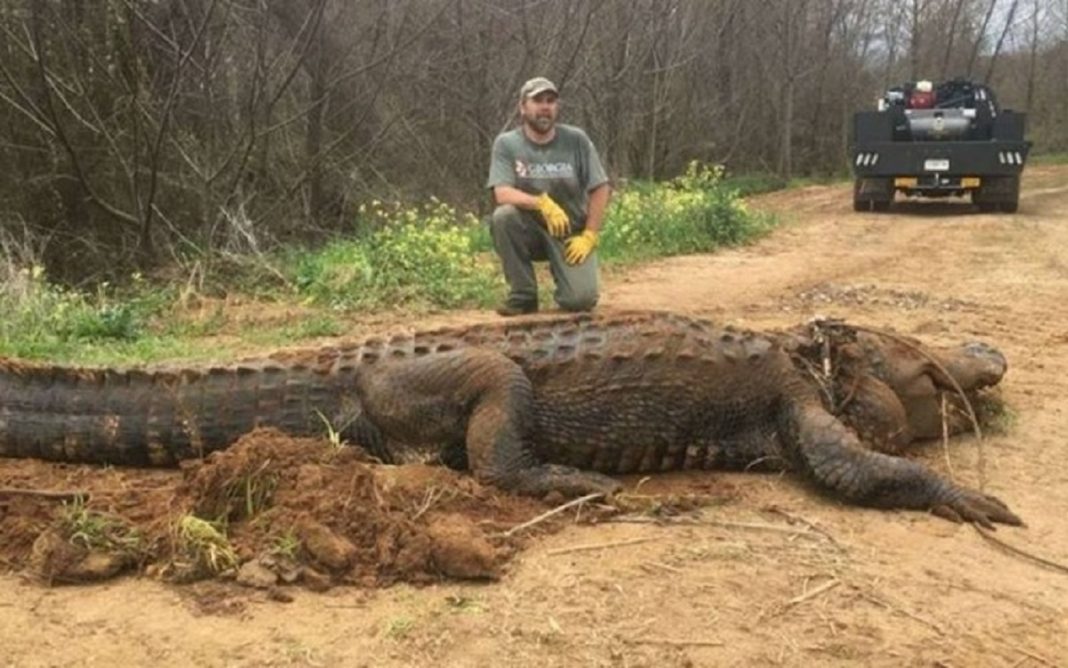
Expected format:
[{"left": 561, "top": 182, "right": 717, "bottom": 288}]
[
  {"left": 0, "top": 488, "right": 89, "bottom": 501},
  {"left": 850, "top": 584, "right": 947, "bottom": 635},
  {"left": 704, "top": 519, "right": 823, "bottom": 539},
  {"left": 786, "top": 578, "right": 840, "bottom": 606},
  {"left": 546, "top": 536, "right": 657, "bottom": 556},
  {"left": 623, "top": 637, "right": 724, "bottom": 648},
  {"left": 641, "top": 560, "right": 684, "bottom": 574},
  {"left": 765, "top": 506, "right": 848, "bottom": 551},
  {"left": 1004, "top": 645, "right": 1056, "bottom": 667},
  {"left": 498, "top": 492, "right": 604, "bottom": 538}
]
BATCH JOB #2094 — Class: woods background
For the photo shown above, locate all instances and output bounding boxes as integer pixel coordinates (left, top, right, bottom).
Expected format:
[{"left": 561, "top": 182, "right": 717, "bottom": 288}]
[{"left": 0, "top": 0, "right": 1064, "bottom": 282}]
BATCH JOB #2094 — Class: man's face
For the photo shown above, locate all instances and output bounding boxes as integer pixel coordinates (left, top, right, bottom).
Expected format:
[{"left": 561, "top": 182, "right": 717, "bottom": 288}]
[{"left": 520, "top": 92, "right": 559, "bottom": 134}]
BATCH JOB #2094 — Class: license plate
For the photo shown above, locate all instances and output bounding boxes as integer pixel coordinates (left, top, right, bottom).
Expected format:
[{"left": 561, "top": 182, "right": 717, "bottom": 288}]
[{"left": 924, "top": 159, "right": 950, "bottom": 172}]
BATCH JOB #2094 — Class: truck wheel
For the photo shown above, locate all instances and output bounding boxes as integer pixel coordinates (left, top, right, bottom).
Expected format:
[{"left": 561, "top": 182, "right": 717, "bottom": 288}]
[
  {"left": 973, "top": 175, "right": 1020, "bottom": 214},
  {"left": 853, "top": 178, "right": 892, "bottom": 212},
  {"left": 853, "top": 179, "right": 868, "bottom": 211},
  {"left": 1000, "top": 176, "right": 1021, "bottom": 213}
]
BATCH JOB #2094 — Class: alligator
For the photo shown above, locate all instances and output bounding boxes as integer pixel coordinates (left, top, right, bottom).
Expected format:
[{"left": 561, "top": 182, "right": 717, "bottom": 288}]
[{"left": 0, "top": 310, "right": 1020, "bottom": 527}]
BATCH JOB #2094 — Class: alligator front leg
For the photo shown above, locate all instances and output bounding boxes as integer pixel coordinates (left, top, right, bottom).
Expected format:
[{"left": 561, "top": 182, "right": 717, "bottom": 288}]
[
  {"left": 786, "top": 404, "right": 1022, "bottom": 528},
  {"left": 356, "top": 349, "right": 620, "bottom": 498}
]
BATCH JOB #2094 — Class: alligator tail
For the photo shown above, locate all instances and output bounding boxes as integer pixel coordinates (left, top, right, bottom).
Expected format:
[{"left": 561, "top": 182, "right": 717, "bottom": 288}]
[{"left": 0, "top": 357, "right": 358, "bottom": 466}]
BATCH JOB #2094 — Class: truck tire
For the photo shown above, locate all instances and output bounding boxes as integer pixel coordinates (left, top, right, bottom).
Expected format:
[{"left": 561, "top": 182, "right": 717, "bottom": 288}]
[
  {"left": 853, "top": 178, "right": 893, "bottom": 212},
  {"left": 973, "top": 175, "right": 1020, "bottom": 214},
  {"left": 999, "top": 176, "right": 1021, "bottom": 213}
]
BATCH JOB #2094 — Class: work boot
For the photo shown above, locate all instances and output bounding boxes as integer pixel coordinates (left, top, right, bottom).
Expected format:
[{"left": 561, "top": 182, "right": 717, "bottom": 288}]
[{"left": 495, "top": 301, "right": 538, "bottom": 317}]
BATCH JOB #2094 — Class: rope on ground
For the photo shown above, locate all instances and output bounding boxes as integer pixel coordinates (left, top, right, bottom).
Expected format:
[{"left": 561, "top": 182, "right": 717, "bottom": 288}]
[
  {"left": 972, "top": 524, "right": 1068, "bottom": 576},
  {"left": 940, "top": 393, "right": 957, "bottom": 482}
]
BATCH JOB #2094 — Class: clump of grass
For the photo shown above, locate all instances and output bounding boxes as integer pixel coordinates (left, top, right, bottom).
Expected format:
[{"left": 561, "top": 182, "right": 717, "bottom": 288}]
[
  {"left": 175, "top": 515, "right": 239, "bottom": 575},
  {"left": 281, "top": 314, "right": 344, "bottom": 338},
  {"left": 224, "top": 461, "right": 278, "bottom": 520},
  {"left": 59, "top": 496, "right": 142, "bottom": 555},
  {"left": 314, "top": 409, "right": 347, "bottom": 452},
  {"left": 384, "top": 616, "right": 417, "bottom": 640},
  {"left": 973, "top": 392, "right": 1016, "bottom": 436},
  {"left": 270, "top": 530, "right": 301, "bottom": 560},
  {"left": 0, "top": 264, "right": 184, "bottom": 362}
]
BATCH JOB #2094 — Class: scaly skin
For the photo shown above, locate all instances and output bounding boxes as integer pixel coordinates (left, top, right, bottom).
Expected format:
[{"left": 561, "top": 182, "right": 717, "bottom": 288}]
[{"left": 0, "top": 311, "right": 1021, "bottom": 526}]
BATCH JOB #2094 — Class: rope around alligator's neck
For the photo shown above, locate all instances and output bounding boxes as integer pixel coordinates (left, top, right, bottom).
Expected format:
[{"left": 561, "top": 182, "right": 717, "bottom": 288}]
[
  {"left": 822, "top": 321, "right": 986, "bottom": 491},
  {"left": 814, "top": 321, "right": 1068, "bottom": 576}
]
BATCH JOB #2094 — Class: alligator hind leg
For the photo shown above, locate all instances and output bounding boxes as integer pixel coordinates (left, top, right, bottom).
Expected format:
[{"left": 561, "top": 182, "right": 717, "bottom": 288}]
[{"left": 356, "top": 349, "right": 620, "bottom": 497}]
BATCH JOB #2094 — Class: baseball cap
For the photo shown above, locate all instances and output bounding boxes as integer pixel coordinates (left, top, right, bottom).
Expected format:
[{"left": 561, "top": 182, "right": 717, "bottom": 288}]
[{"left": 520, "top": 77, "right": 558, "bottom": 99}]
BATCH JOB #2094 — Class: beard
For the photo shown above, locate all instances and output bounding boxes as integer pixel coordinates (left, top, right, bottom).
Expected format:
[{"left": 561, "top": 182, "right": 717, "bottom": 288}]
[{"left": 524, "top": 113, "right": 555, "bottom": 135}]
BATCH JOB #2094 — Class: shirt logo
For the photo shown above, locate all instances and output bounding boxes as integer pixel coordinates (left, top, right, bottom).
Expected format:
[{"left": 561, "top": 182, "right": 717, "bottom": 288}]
[{"left": 514, "top": 160, "right": 574, "bottom": 180}]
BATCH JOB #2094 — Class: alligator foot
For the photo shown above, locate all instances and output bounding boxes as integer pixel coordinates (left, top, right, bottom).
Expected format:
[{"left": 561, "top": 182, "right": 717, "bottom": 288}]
[
  {"left": 505, "top": 464, "right": 623, "bottom": 498},
  {"left": 930, "top": 487, "right": 1023, "bottom": 529}
]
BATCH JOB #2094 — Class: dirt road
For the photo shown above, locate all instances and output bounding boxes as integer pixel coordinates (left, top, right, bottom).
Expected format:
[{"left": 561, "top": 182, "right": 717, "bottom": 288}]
[{"left": 2, "top": 166, "right": 1067, "bottom": 667}]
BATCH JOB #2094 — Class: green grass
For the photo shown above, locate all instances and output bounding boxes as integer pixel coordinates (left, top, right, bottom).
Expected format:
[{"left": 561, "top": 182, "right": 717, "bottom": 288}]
[
  {"left": 722, "top": 172, "right": 789, "bottom": 196},
  {"left": 1029, "top": 151, "right": 1068, "bottom": 165},
  {"left": 270, "top": 530, "right": 301, "bottom": 560},
  {"left": 175, "top": 515, "right": 239, "bottom": 574},
  {"left": 384, "top": 616, "right": 417, "bottom": 640},
  {"left": 598, "top": 162, "right": 777, "bottom": 263},
  {"left": 60, "top": 496, "right": 142, "bottom": 554},
  {"left": 289, "top": 198, "right": 503, "bottom": 311},
  {"left": 0, "top": 162, "right": 778, "bottom": 365}
]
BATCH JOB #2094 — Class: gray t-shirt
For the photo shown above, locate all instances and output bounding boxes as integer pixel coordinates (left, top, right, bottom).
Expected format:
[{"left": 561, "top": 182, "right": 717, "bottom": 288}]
[{"left": 486, "top": 124, "right": 609, "bottom": 229}]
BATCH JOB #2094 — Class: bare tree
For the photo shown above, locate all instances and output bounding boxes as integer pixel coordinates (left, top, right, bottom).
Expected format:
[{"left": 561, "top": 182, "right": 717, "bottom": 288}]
[{"left": 0, "top": 0, "right": 1065, "bottom": 282}]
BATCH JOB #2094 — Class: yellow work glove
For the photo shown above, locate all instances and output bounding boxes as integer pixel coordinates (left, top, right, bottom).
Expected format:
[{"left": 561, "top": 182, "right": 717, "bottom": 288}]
[
  {"left": 565, "top": 229, "right": 598, "bottom": 265},
  {"left": 535, "top": 193, "right": 570, "bottom": 238}
]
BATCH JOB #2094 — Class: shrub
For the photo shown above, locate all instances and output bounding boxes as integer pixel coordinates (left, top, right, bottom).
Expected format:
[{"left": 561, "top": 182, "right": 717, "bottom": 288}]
[
  {"left": 292, "top": 199, "right": 502, "bottom": 310},
  {"left": 599, "top": 162, "right": 775, "bottom": 263},
  {"left": 0, "top": 266, "right": 168, "bottom": 358}
]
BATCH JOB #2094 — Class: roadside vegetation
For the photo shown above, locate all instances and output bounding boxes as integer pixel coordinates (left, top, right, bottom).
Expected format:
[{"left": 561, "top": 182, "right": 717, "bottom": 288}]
[
  {"left": 0, "top": 164, "right": 777, "bottom": 365},
  {"left": 1030, "top": 151, "right": 1068, "bottom": 165}
]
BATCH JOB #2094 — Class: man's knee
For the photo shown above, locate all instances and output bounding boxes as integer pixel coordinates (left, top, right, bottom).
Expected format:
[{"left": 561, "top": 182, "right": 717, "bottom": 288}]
[
  {"left": 557, "top": 287, "right": 598, "bottom": 312},
  {"left": 490, "top": 204, "right": 522, "bottom": 232}
]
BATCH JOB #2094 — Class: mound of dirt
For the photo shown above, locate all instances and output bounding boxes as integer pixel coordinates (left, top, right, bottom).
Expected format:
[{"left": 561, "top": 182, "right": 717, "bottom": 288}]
[{"left": 0, "top": 429, "right": 561, "bottom": 589}]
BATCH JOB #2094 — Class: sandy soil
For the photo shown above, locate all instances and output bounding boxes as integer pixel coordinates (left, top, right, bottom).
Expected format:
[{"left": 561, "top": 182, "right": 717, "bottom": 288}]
[{"left": 2, "top": 166, "right": 1067, "bottom": 667}]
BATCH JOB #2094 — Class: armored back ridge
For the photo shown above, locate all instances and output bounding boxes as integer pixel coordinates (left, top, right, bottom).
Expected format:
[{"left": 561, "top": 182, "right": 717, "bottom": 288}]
[{"left": 0, "top": 310, "right": 1021, "bottom": 526}]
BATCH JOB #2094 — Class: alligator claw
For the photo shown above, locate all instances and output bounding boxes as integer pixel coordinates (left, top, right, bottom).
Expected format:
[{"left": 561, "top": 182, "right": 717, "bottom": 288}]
[{"left": 931, "top": 488, "right": 1023, "bottom": 529}]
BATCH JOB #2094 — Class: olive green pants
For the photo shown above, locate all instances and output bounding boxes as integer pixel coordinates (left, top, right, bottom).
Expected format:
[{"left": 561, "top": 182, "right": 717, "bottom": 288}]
[{"left": 489, "top": 204, "right": 599, "bottom": 312}]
